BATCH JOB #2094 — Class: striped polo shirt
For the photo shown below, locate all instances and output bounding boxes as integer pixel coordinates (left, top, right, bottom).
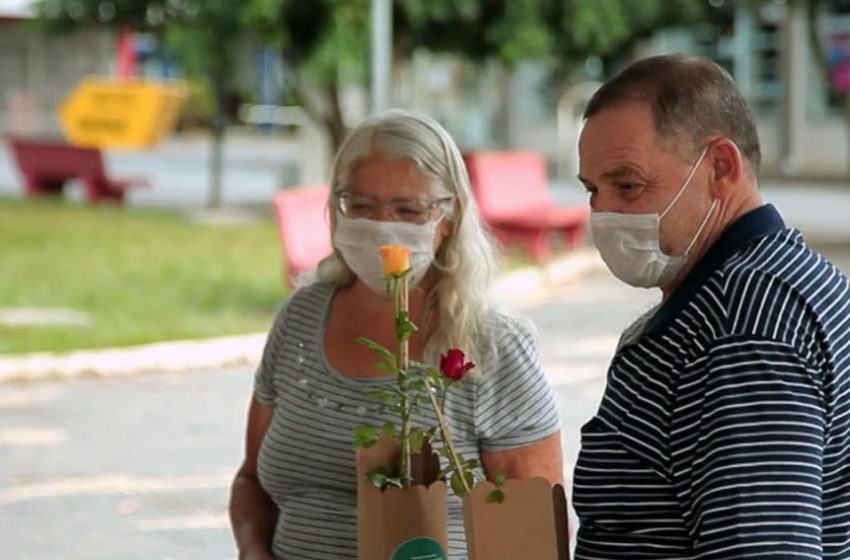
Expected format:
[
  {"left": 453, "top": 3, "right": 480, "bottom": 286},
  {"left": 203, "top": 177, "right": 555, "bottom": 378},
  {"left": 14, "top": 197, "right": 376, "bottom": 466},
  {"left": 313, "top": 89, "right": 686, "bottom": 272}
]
[
  {"left": 253, "top": 282, "right": 561, "bottom": 560},
  {"left": 573, "top": 204, "right": 850, "bottom": 559}
]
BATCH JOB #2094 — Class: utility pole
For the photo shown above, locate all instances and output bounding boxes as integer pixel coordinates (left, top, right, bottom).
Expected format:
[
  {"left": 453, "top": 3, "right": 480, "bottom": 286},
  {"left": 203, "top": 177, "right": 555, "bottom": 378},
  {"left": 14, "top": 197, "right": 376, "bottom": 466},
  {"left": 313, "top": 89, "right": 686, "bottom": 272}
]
[{"left": 370, "top": 0, "right": 392, "bottom": 114}]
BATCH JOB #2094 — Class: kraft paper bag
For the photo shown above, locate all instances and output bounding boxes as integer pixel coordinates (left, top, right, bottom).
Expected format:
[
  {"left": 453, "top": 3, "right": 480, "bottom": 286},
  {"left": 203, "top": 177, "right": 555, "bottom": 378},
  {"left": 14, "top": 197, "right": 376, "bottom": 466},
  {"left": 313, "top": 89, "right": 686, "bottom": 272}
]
[
  {"left": 357, "top": 438, "right": 449, "bottom": 560},
  {"left": 462, "top": 477, "right": 569, "bottom": 560}
]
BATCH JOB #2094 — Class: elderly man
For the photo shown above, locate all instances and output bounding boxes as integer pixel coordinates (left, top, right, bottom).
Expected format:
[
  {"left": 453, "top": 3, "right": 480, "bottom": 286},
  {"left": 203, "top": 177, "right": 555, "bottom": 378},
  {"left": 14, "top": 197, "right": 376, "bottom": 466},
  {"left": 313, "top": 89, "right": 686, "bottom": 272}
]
[{"left": 574, "top": 54, "right": 850, "bottom": 559}]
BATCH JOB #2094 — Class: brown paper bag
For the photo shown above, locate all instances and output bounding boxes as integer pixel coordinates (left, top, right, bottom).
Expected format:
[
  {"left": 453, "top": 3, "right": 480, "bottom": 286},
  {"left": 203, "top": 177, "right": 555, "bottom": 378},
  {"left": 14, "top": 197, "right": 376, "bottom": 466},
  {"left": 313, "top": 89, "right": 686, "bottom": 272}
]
[
  {"left": 462, "top": 477, "right": 570, "bottom": 560},
  {"left": 357, "top": 438, "right": 449, "bottom": 559}
]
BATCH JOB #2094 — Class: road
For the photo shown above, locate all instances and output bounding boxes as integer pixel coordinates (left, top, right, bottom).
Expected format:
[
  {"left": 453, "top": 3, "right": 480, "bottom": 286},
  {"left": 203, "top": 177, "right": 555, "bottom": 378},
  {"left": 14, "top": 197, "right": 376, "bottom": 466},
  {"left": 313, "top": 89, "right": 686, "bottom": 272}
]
[{"left": 0, "top": 268, "right": 659, "bottom": 560}]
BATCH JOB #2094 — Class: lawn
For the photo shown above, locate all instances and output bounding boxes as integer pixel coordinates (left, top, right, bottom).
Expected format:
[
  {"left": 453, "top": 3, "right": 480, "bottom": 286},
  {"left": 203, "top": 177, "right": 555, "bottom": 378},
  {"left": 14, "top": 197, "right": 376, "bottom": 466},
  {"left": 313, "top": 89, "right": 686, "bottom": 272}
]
[{"left": 0, "top": 198, "right": 287, "bottom": 354}]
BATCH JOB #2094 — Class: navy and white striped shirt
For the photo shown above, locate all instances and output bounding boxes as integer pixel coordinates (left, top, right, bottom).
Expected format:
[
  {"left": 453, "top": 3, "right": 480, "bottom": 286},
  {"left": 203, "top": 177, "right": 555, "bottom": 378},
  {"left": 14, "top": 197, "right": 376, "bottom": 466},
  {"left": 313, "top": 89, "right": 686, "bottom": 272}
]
[
  {"left": 254, "top": 282, "right": 561, "bottom": 560},
  {"left": 573, "top": 204, "right": 850, "bottom": 559}
]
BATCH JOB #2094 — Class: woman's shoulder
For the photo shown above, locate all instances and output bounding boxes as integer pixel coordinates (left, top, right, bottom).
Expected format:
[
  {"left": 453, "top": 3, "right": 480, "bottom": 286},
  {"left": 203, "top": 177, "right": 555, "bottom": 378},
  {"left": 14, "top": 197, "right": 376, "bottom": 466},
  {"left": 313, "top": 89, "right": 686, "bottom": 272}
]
[
  {"left": 471, "top": 309, "right": 538, "bottom": 375},
  {"left": 268, "top": 281, "right": 335, "bottom": 331},
  {"left": 484, "top": 308, "right": 537, "bottom": 346},
  {"left": 288, "top": 281, "right": 335, "bottom": 307}
]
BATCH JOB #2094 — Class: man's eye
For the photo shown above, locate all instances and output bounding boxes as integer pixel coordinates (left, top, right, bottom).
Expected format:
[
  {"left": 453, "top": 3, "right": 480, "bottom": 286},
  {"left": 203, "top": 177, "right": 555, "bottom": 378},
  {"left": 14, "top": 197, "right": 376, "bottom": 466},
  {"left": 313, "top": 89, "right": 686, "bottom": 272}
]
[{"left": 617, "top": 183, "right": 638, "bottom": 190}]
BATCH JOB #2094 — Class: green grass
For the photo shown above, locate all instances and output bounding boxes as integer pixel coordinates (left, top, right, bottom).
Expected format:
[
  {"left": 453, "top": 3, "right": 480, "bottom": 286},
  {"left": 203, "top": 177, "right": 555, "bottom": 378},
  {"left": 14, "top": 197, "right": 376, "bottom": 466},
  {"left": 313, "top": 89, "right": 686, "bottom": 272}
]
[{"left": 0, "top": 198, "right": 286, "bottom": 354}]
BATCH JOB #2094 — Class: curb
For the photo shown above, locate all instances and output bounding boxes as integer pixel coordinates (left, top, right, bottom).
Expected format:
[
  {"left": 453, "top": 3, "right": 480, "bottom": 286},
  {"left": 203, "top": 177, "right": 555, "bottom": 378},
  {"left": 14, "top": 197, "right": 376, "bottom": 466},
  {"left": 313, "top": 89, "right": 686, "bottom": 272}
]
[{"left": 0, "top": 248, "right": 604, "bottom": 383}]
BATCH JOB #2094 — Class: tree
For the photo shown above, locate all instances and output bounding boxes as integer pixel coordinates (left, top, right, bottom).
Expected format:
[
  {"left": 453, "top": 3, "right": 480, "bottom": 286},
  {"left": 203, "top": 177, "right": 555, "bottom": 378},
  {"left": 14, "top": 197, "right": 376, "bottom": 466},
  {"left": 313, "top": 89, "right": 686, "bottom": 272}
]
[
  {"left": 242, "top": 0, "right": 714, "bottom": 153},
  {"left": 35, "top": 0, "right": 242, "bottom": 209},
  {"left": 37, "top": 0, "right": 718, "bottom": 169}
]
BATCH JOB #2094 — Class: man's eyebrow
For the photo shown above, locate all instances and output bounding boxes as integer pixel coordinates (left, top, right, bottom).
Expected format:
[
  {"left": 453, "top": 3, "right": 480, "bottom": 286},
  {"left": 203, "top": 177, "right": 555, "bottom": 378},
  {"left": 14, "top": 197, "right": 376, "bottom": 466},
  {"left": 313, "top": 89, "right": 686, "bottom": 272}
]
[
  {"left": 577, "top": 163, "right": 647, "bottom": 187},
  {"left": 601, "top": 164, "right": 645, "bottom": 180}
]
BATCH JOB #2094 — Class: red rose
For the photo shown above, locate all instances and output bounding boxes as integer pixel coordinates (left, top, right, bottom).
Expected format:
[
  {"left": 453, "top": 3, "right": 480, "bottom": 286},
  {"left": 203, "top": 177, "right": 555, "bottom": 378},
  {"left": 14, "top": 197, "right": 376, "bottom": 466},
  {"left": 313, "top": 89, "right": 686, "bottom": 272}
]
[{"left": 439, "top": 349, "right": 475, "bottom": 381}]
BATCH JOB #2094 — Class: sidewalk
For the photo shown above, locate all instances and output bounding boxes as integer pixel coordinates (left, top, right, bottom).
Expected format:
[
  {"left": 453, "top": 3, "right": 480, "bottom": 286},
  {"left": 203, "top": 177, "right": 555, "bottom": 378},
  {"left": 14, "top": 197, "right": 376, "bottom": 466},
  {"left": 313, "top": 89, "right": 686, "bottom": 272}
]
[{"left": 0, "top": 248, "right": 605, "bottom": 383}]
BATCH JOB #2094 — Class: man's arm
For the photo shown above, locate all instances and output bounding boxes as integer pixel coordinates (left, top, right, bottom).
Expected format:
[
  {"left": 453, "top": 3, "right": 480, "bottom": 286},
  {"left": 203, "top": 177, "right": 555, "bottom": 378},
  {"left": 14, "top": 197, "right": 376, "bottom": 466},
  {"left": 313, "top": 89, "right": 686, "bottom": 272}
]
[{"left": 683, "top": 337, "right": 825, "bottom": 559}]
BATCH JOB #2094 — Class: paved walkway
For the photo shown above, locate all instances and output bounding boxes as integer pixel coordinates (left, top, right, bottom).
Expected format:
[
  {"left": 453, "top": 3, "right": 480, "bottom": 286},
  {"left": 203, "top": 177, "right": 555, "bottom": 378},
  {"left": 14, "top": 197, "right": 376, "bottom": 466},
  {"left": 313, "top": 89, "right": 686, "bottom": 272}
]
[{"left": 0, "top": 249, "right": 605, "bottom": 383}]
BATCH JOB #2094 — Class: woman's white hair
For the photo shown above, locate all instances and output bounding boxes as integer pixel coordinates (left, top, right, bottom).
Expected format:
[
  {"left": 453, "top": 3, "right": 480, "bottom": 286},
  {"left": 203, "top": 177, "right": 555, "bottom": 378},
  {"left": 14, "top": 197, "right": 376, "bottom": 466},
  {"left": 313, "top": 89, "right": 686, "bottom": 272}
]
[{"left": 313, "top": 109, "right": 501, "bottom": 367}]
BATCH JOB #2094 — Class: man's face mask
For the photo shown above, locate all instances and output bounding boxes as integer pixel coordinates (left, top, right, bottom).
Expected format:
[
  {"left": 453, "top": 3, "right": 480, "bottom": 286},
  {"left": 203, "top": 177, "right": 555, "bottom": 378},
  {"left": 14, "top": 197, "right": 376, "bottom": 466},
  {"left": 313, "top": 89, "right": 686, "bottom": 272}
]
[{"left": 590, "top": 148, "right": 717, "bottom": 288}]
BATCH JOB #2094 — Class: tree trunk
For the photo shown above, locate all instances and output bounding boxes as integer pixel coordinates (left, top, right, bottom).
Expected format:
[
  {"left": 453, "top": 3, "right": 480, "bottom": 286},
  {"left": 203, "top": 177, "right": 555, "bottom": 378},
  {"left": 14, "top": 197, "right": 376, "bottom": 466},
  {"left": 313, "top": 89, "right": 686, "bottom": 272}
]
[
  {"left": 209, "top": 117, "right": 225, "bottom": 209},
  {"left": 324, "top": 83, "right": 347, "bottom": 152},
  {"left": 208, "top": 54, "right": 228, "bottom": 209},
  {"left": 290, "top": 73, "right": 348, "bottom": 157}
]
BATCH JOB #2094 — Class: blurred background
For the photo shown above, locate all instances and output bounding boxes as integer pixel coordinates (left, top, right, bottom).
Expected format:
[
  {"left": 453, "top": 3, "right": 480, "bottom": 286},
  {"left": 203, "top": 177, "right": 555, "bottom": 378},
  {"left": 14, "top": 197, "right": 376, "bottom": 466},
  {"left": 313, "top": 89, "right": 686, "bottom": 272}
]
[{"left": 1, "top": 1, "right": 849, "bottom": 558}]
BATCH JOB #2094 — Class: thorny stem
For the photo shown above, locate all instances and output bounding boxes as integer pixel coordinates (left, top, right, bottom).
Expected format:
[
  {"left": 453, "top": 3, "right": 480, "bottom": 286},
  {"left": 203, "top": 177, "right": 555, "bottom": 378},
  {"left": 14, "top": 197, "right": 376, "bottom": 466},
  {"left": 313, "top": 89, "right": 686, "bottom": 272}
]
[
  {"left": 424, "top": 378, "right": 472, "bottom": 494},
  {"left": 395, "top": 275, "right": 412, "bottom": 484}
]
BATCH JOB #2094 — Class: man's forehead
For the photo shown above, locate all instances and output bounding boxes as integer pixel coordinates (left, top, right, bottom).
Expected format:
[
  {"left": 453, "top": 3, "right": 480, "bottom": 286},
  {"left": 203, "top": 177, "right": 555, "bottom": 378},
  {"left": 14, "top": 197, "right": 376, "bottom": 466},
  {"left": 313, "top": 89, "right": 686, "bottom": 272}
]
[{"left": 578, "top": 144, "right": 652, "bottom": 177}]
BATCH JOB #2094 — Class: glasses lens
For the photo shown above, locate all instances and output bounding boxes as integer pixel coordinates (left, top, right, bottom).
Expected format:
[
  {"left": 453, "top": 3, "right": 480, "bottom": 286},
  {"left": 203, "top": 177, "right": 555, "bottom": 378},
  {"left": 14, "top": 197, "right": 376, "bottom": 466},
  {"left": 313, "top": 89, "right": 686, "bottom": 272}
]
[
  {"left": 391, "top": 200, "right": 430, "bottom": 223},
  {"left": 339, "top": 194, "right": 376, "bottom": 218}
]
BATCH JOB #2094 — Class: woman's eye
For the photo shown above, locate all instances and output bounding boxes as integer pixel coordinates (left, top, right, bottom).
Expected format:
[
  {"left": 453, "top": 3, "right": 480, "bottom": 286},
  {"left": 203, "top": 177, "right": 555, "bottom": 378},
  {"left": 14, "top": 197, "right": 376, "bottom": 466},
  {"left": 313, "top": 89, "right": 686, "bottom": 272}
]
[{"left": 397, "top": 208, "right": 423, "bottom": 218}]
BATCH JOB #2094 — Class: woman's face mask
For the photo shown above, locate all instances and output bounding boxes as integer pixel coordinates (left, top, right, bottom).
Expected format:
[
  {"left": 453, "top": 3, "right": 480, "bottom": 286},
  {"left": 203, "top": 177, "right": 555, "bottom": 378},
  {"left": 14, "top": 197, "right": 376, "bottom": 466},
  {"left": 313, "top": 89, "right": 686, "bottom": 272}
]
[{"left": 333, "top": 212, "right": 441, "bottom": 294}]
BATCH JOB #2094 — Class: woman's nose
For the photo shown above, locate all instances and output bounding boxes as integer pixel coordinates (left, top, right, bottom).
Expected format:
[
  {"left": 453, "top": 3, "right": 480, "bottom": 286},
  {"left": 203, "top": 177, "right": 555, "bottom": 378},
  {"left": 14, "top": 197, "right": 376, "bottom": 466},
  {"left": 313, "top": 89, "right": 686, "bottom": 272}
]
[{"left": 373, "top": 205, "right": 394, "bottom": 221}]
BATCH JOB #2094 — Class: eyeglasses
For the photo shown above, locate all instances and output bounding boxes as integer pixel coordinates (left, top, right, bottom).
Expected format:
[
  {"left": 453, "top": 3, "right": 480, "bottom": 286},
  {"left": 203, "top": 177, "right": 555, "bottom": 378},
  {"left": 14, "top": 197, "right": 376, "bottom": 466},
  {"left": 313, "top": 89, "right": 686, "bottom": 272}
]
[{"left": 336, "top": 192, "right": 453, "bottom": 224}]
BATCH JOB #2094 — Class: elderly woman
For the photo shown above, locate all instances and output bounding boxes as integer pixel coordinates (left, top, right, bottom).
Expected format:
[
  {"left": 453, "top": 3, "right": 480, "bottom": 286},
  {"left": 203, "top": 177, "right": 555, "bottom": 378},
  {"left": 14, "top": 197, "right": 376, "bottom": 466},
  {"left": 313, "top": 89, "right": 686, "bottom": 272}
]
[{"left": 229, "top": 110, "right": 563, "bottom": 560}]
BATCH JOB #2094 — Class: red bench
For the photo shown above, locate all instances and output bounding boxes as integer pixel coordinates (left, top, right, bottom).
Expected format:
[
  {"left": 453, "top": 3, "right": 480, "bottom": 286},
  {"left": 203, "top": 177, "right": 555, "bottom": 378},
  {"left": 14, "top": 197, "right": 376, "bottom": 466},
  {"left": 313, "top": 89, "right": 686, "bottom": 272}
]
[
  {"left": 463, "top": 151, "right": 589, "bottom": 261},
  {"left": 7, "top": 137, "right": 149, "bottom": 203},
  {"left": 272, "top": 185, "right": 333, "bottom": 289}
]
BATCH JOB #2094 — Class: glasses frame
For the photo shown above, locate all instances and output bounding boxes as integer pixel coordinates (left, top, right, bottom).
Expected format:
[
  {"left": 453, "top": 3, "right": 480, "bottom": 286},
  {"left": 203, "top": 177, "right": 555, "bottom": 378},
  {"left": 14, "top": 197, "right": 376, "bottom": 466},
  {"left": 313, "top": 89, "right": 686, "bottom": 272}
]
[{"left": 336, "top": 191, "right": 454, "bottom": 224}]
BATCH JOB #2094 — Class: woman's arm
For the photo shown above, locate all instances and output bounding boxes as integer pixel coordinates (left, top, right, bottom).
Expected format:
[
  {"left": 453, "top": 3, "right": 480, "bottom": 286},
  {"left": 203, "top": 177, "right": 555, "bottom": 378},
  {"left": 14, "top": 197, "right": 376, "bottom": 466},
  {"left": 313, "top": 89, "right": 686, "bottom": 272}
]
[
  {"left": 480, "top": 431, "right": 564, "bottom": 485},
  {"left": 229, "top": 397, "right": 278, "bottom": 560}
]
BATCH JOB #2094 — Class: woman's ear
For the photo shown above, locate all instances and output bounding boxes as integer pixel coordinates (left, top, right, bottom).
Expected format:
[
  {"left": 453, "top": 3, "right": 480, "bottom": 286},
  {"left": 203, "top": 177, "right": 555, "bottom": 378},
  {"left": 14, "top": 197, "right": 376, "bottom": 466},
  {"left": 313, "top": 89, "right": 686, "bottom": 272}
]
[{"left": 708, "top": 139, "right": 744, "bottom": 199}]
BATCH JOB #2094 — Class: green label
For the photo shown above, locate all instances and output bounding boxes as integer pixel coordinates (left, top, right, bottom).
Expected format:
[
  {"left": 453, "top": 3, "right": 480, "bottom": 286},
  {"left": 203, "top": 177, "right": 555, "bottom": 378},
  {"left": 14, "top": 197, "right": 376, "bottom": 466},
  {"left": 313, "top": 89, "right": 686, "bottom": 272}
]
[{"left": 389, "top": 537, "right": 447, "bottom": 560}]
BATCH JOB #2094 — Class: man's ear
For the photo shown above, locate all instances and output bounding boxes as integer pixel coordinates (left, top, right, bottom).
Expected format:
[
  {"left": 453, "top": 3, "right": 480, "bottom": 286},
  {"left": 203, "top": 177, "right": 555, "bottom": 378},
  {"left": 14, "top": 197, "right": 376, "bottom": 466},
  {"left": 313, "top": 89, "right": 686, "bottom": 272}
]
[{"left": 708, "top": 138, "right": 744, "bottom": 199}]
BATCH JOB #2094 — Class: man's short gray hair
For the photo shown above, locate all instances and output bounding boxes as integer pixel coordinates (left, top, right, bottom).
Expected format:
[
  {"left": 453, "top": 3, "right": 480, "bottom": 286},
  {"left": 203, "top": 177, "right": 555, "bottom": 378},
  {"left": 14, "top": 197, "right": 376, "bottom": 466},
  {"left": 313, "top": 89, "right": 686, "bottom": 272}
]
[{"left": 584, "top": 54, "right": 762, "bottom": 173}]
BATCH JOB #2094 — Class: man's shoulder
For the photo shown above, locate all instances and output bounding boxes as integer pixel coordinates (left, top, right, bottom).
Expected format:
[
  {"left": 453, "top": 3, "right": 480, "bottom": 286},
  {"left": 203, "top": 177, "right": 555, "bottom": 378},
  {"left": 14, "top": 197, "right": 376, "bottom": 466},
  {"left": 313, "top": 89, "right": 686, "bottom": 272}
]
[
  {"left": 720, "top": 228, "right": 846, "bottom": 290},
  {"left": 707, "top": 228, "right": 849, "bottom": 338}
]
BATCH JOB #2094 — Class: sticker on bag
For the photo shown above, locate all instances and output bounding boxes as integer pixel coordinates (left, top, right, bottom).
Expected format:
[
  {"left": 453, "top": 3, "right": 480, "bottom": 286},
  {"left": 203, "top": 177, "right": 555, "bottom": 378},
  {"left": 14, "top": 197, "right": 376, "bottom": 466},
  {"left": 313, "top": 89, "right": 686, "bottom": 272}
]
[{"left": 389, "top": 537, "right": 447, "bottom": 560}]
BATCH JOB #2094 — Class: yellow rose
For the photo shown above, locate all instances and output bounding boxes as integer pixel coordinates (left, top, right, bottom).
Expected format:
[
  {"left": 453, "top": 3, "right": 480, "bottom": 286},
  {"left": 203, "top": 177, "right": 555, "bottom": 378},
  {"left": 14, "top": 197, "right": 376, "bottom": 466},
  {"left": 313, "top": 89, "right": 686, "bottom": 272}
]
[{"left": 379, "top": 245, "right": 411, "bottom": 276}]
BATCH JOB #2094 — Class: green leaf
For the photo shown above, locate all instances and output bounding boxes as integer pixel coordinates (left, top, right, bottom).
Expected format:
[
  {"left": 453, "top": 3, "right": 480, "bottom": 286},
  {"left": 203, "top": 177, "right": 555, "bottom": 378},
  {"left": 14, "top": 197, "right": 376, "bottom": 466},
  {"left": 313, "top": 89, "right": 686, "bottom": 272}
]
[
  {"left": 364, "top": 388, "right": 397, "bottom": 403},
  {"left": 493, "top": 472, "right": 508, "bottom": 487},
  {"left": 367, "top": 471, "right": 387, "bottom": 488},
  {"left": 384, "top": 476, "right": 407, "bottom": 489},
  {"left": 382, "top": 421, "right": 396, "bottom": 439},
  {"left": 376, "top": 360, "right": 396, "bottom": 374},
  {"left": 423, "top": 426, "right": 438, "bottom": 444},
  {"left": 409, "top": 428, "right": 425, "bottom": 454},
  {"left": 356, "top": 336, "right": 396, "bottom": 365},
  {"left": 486, "top": 489, "right": 505, "bottom": 503},
  {"left": 395, "top": 311, "right": 418, "bottom": 343},
  {"left": 352, "top": 425, "right": 379, "bottom": 449},
  {"left": 450, "top": 470, "right": 474, "bottom": 496}
]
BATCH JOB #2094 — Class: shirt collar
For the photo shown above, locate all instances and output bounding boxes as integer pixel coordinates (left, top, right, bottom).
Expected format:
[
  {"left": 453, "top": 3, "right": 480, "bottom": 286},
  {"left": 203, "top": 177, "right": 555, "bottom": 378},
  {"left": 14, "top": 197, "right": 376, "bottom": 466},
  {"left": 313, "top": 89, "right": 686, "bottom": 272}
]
[{"left": 642, "top": 203, "right": 786, "bottom": 336}]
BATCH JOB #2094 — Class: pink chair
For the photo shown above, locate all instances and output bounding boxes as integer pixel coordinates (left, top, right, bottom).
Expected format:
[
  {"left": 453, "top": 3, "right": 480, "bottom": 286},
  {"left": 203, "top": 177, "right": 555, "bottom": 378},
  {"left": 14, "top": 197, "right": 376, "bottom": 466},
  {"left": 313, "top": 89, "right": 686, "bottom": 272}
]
[
  {"left": 272, "top": 185, "right": 332, "bottom": 289},
  {"left": 463, "top": 151, "right": 589, "bottom": 261}
]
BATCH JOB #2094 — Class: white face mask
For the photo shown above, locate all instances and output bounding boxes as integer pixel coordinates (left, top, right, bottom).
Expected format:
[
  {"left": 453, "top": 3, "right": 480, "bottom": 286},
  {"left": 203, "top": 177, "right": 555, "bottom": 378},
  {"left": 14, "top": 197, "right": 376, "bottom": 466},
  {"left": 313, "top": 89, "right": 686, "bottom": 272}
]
[
  {"left": 590, "top": 148, "right": 717, "bottom": 288},
  {"left": 333, "top": 213, "right": 439, "bottom": 294}
]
